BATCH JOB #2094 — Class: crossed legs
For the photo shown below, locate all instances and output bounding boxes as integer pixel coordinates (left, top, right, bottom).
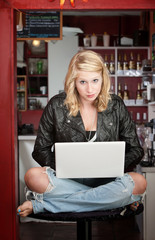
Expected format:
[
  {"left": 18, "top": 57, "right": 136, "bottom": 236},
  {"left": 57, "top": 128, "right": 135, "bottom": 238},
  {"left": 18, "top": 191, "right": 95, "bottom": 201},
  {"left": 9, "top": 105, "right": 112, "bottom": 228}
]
[{"left": 17, "top": 167, "right": 147, "bottom": 217}]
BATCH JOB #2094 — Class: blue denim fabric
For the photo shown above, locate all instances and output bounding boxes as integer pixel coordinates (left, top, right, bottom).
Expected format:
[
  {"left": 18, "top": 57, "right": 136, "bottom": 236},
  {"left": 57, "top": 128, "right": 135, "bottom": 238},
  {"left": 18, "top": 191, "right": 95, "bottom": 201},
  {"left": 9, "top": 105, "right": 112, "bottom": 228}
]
[{"left": 26, "top": 167, "right": 141, "bottom": 214}]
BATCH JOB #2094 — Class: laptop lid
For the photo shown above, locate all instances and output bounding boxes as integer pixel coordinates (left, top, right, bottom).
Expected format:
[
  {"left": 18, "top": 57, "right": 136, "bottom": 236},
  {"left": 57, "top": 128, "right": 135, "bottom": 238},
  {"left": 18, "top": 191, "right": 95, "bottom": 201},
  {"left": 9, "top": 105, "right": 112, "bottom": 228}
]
[{"left": 55, "top": 141, "right": 125, "bottom": 178}]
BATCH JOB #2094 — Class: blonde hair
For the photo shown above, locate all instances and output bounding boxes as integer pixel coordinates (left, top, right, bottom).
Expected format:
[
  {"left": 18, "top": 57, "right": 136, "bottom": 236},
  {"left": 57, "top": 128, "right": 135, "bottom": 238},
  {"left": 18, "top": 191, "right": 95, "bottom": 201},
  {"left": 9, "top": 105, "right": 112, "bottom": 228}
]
[{"left": 64, "top": 50, "right": 111, "bottom": 116}]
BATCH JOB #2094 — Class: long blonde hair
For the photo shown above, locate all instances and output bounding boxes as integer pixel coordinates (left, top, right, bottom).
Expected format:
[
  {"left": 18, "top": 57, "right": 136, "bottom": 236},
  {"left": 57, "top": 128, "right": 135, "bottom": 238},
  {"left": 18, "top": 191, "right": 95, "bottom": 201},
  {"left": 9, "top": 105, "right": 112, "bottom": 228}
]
[{"left": 64, "top": 50, "right": 111, "bottom": 116}]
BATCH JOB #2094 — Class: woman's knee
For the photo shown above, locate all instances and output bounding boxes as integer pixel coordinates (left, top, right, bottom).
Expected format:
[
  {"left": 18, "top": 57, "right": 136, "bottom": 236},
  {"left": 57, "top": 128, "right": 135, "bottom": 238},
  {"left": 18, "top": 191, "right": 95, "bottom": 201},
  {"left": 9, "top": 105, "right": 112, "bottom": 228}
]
[
  {"left": 25, "top": 167, "right": 43, "bottom": 184},
  {"left": 128, "top": 172, "right": 147, "bottom": 195},
  {"left": 24, "top": 167, "right": 49, "bottom": 193}
]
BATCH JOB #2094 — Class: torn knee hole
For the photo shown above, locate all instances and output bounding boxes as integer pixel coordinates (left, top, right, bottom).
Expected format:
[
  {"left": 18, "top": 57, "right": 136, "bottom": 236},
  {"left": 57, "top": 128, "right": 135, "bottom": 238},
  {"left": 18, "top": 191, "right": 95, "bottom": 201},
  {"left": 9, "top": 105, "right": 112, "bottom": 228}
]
[
  {"left": 45, "top": 182, "right": 54, "bottom": 193},
  {"left": 42, "top": 167, "right": 55, "bottom": 193}
]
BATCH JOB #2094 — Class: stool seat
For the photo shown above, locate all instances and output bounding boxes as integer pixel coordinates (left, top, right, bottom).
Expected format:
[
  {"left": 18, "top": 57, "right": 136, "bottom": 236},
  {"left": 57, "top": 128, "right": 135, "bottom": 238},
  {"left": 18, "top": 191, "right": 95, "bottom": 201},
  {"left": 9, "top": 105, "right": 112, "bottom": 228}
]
[
  {"left": 29, "top": 203, "right": 143, "bottom": 222},
  {"left": 28, "top": 204, "right": 143, "bottom": 240}
]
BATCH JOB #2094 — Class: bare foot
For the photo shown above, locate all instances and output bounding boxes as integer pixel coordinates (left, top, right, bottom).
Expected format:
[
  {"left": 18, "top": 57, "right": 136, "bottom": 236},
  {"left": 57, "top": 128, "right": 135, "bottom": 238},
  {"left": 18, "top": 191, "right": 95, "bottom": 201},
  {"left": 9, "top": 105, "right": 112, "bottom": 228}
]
[
  {"left": 130, "top": 201, "right": 140, "bottom": 211},
  {"left": 17, "top": 200, "right": 33, "bottom": 217}
]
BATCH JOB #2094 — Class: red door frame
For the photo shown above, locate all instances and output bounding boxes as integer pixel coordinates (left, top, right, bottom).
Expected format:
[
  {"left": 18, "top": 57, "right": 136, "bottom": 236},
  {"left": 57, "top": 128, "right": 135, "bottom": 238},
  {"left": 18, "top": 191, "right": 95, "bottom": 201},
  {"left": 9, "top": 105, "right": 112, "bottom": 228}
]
[
  {"left": 0, "top": 1, "right": 155, "bottom": 240},
  {"left": 0, "top": 6, "right": 18, "bottom": 240}
]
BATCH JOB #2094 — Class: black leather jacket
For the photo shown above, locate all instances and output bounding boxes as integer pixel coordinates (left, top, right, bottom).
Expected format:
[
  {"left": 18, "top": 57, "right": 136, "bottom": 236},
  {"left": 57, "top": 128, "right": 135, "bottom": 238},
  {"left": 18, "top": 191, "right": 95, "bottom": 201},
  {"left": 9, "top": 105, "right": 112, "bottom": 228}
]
[{"left": 32, "top": 92, "right": 144, "bottom": 172}]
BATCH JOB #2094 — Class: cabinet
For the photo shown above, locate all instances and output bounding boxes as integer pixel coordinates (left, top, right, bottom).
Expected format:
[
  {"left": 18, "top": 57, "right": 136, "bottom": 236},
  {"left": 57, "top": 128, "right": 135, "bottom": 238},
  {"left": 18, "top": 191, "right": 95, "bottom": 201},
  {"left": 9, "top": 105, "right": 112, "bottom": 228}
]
[
  {"left": 25, "top": 41, "right": 48, "bottom": 110},
  {"left": 80, "top": 46, "right": 150, "bottom": 122},
  {"left": 17, "top": 75, "right": 27, "bottom": 111}
]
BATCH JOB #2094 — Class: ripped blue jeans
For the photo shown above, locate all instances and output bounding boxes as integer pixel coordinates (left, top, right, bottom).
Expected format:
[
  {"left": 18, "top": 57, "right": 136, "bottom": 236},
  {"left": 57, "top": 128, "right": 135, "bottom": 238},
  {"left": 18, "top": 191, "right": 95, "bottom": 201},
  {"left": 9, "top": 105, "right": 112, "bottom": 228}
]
[{"left": 25, "top": 167, "right": 142, "bottom": 214}]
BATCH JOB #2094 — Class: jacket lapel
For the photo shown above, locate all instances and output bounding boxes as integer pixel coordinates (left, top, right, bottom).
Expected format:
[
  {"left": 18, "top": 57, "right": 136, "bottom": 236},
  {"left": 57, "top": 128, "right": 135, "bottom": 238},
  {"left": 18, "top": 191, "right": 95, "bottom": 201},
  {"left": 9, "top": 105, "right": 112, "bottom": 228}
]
[{"left": 67, "top": 111, "right": 86, "bottom": 134}]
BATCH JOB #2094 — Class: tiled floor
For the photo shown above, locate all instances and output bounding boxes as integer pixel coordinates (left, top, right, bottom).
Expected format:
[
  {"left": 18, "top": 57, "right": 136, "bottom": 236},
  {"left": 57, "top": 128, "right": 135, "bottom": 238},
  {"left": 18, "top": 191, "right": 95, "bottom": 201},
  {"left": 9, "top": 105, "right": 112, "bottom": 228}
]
[{"left": 19, "top": 217, "right": 143, "bottom": 240}]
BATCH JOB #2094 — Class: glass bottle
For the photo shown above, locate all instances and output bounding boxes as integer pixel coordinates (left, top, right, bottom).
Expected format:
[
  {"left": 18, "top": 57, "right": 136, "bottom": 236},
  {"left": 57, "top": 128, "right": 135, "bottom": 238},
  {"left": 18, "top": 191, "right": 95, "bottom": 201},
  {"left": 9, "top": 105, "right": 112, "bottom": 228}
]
[
  {"left": 117, "top": 53, "right": 123, "bottom": 75},
  {"left": 136, "top": 83, "right": 142, "bottom": 100},
  {"left": 123, "top": 53, "right": 129, "bottom": 72},
  {"left": 37, "top": 60, "right": 43, "bottom": 74},
  {"left": 129, "top": 52, "right": 136, "bottom": 70},
  {"left": 136, "top": 112, "right": 141, "bottom": 126},
  {"left": 123, "top": 83, "right": 129, "bottom": 100},
  {"left": 109, "top": 54, "right": 115, "bottom": 74},
  {"left": 104, "top": 54, "right": 109, "bottom": 72},
  {"left": 117, "top": 83, "right": 123, "bottom": 99},
  {"left": 142, "top": 112, "right": 147, "bottom": 125},
  {"left": 136, "top": 54, "right": 142, "bottom": 71},
  {"left": 110, "top": 82, "right": 114, "bottom": 94},
  {"left": 29, "top": 62, "right": 35, "bottom": 75}
]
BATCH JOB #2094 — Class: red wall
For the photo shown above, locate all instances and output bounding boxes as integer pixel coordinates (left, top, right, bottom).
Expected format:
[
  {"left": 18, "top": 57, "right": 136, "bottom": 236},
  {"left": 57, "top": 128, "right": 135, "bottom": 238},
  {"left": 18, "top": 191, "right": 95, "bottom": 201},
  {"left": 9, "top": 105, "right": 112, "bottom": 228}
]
[
  {"left": 63, "top": 15, "right": 141, "bottom": 46},
  {"left": 0, "top": 1, "right": 155, "bottom": 240},
  {"left": 21, "top": 110, "right": 43, "bottom": 130}
]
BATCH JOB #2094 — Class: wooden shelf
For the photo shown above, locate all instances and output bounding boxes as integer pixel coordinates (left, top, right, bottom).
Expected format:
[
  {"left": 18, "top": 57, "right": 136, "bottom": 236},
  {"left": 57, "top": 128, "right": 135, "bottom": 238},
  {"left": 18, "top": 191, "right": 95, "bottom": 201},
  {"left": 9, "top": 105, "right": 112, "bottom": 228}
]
[
  {"left": 125, "top": 104, "right": 148, "bottom": 107},
  {"left": 28, "top": 94, "right": 48, "bottom": 97},
  {"left": 79, "top": 46, "right": 150, "bottom": 49},
  {"left": 28, "top": 74, "right": 48, "bottom": 77},
  {"left": 27, "top": 54, "right": 47, "bottom": 58},
  {"left": 17, "top": 89, "right": 26, "bottom": 92}
]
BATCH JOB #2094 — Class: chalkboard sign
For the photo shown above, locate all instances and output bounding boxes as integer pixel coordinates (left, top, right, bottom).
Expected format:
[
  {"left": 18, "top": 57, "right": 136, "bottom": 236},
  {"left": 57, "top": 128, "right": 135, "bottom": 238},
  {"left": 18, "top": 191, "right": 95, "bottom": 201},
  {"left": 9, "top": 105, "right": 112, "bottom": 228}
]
[{"left": 17, "top": 11, "right": 62, "bottom": 40}]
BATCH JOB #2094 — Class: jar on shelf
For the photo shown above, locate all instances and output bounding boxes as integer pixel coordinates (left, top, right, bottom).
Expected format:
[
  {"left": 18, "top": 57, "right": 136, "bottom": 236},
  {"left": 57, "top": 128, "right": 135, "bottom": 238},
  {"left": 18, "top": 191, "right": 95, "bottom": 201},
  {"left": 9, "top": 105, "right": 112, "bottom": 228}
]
[
  {"left": 83, "top": 35, "right": 90, "bottom": 47},
  {"left": 29, "top": 62, "right": 35, "bottom": 75},
  {"left": 90, "top": 33, "right": 97, "bottom": 47},
  {"left": 103, "top": 32, "right": 110, "bottom": 47}
]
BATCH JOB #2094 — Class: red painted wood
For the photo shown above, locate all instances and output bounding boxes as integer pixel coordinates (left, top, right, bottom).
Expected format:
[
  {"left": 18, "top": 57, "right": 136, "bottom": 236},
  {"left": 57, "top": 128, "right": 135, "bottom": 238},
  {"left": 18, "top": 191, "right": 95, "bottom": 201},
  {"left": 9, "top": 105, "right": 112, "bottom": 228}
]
[
  {"left": 5, "top": 0, "right": 155, "bottom": 10},
  {"left": 64, "top": 15, "right": 140, "bottom": 36},
  {"left": 0, "top": 7, "right": 18, "bottom": 240}
]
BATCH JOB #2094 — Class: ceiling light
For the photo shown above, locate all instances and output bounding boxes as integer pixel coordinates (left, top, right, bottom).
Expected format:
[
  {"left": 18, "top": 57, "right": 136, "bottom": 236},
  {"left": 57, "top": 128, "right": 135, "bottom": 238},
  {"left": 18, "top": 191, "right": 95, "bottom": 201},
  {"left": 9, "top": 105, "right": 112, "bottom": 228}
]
[{"left": 32, "top": 40, "right": 41, "bottom": 47}]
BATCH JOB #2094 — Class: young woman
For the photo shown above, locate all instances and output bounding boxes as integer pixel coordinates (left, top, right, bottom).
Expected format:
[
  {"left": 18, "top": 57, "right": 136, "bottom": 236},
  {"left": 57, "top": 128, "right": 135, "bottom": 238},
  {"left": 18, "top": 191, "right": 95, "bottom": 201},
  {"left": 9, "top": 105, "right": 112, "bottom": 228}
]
[{"left": 17, "top": 50, "right": 146, "bottom": 217}]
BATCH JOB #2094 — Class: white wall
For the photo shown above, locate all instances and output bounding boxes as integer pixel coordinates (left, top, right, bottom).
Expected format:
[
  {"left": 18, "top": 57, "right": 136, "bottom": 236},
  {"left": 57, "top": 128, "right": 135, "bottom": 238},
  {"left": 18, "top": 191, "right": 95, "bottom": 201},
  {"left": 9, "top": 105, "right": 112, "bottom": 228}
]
[{"left": 48, "top": 36, "right": 79, "bottom": 99}]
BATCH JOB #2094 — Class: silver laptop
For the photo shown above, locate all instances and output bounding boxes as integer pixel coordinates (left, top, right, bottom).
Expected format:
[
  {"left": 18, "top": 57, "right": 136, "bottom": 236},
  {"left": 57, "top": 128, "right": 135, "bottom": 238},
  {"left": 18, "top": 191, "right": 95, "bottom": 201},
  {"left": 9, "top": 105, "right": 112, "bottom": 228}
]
[{"left": 55, "top": 141, "right": 125, "bottom": 178}]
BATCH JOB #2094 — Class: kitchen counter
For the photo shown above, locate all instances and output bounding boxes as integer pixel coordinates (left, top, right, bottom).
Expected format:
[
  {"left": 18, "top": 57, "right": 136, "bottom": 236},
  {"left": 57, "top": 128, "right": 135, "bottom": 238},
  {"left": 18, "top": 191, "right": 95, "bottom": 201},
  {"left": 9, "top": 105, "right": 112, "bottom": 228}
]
[
  {"left": 18, "top": 128, "right": 38, "bottom": 140},
  {"left": 141, "top": 166, "right": 155, "bottom": 173}
]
